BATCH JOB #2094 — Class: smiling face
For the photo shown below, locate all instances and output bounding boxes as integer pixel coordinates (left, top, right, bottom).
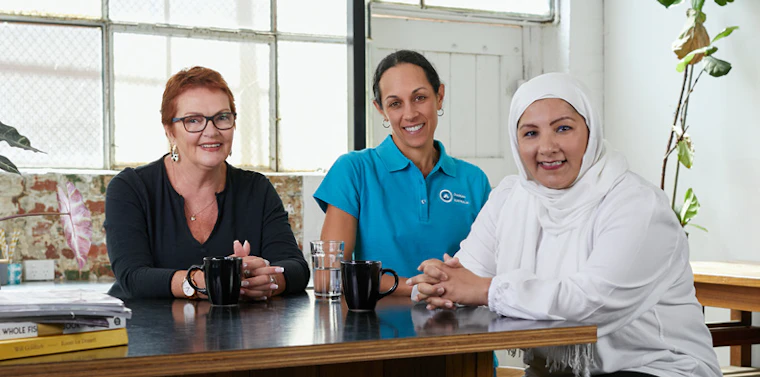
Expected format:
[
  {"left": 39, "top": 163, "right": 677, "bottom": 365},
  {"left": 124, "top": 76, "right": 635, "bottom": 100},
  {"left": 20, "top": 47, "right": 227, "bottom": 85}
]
[
  {"left": 373, "top": 63, "right": 444, "bottom": 155},
  {"left": 165, "top": 86, "right": 234, "bottom": 170},
  {"left": 516, "top": 98, "right": 589, "bottom": 189}
]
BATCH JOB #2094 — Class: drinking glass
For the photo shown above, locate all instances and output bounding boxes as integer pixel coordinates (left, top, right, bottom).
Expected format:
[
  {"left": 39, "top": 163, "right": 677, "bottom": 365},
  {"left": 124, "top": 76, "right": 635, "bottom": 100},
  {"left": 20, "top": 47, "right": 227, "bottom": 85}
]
[{"left": 310, "top": 240, "right": 344, "bottom": 299}]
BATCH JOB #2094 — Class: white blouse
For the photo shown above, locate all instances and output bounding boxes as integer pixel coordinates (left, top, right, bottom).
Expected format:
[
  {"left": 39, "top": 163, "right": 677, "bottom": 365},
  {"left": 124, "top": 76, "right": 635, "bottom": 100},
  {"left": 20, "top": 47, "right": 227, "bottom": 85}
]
[{"left": 456, "top": 172, "right": 721, "bottom": 377}]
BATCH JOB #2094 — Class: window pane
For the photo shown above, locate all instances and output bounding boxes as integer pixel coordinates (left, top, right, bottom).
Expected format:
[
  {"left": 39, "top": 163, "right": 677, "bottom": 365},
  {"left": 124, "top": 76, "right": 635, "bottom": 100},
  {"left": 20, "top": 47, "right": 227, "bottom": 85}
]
[
  {"left": 109, "top": 0, "right": 270, "bottom": 31},
  {"left": 113, "top": 33, "right": 270, "bottom": 168},
  {"left": 277, "top": 42, "right": 347, "bottom": 171},
  {"left": 426, "top": 0, "right": 551, "bottom": 16},
  {"left": 277, "top": 0, "right": 347, "bottom": 36},
  {"left": 0, "top": 23, "right": 103, "bottom": 169},
  {"left": 0, "top": 0, "right": 101, "bottom": 18}
]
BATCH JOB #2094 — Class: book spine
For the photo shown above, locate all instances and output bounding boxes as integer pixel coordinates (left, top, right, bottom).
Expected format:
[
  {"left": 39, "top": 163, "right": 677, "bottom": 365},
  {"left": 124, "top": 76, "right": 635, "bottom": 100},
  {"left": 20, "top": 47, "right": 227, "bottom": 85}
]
[
  {"left": 0, "top": 328, "right": 129, "bottom": 361},
  {"left": 0, "top": 317, "right": 127, "bottom": 340},
  {"left": 0, "top": 322, "right": 39, "bottom": 341},
  {"left": 61, "top": 317, "right": 127, "bottom": 335}
]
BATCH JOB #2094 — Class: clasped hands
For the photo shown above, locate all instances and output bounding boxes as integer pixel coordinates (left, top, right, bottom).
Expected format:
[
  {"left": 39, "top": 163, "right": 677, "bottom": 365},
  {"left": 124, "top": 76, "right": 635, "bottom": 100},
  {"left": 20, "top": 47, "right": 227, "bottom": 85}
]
[
  {"left": 406, "top": 254, "right": 492, "bottom": 310},
  {"left": 231, "top": 240, "right": 284, "bottom": 300}
]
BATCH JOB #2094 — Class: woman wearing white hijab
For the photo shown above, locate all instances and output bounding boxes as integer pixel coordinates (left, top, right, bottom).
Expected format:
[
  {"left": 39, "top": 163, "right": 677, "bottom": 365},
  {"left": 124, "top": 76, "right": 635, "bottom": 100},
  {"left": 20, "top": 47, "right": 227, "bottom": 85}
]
[{"left": 408, "top": 73, "right": 720, "bottom": 377}]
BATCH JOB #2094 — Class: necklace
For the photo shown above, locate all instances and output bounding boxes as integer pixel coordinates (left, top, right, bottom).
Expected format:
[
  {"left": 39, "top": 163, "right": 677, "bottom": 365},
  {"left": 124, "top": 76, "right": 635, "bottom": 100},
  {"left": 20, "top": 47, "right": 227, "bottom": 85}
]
[
  {"left": 189, "top": 199, "right": 216, "bottom": 221},
  {"left": 168, "top": 157, "right": 220, "bottom": 222}
]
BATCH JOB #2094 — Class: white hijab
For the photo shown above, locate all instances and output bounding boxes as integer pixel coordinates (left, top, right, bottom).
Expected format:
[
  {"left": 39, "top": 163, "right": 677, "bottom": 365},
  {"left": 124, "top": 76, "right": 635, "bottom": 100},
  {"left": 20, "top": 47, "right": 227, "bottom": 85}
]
[{"left": 506, "top": 73, "right": 628, "bottom": 236}]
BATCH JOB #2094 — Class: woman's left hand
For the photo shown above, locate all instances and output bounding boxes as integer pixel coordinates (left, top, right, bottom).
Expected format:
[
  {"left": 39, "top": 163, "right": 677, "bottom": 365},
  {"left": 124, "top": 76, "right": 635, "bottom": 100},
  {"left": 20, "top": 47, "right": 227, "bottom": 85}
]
[
  {"left": 231, "top": 240, "right": 285, "bottom": 300},
  {"left": 414, "top": 256, "right": 492, "bottom": 310}
]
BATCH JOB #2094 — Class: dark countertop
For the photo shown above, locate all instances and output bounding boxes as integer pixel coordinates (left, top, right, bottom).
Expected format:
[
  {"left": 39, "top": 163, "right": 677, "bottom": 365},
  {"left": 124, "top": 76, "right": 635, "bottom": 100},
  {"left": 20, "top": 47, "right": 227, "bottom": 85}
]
[
  {"left": 124, "top": 291, "right": 593, "bottom": 357},
  {"left": 0, "top": 286, "right": 597, "bottom": 376}
]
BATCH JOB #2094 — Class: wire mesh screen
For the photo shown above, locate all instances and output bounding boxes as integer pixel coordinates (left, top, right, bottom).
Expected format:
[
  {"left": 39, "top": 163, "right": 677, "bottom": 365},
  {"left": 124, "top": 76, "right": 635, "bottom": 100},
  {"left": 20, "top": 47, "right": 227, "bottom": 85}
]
[
  {"left": 109, "top": 0, "right": 271, "bottom": 31},
  {"left": 277, "top": 0, "right": 346, "bottom": 36},
  {"left": 0, "top": 0, "right": 101, "bottom": 18},
  {"left": 0, "top": 22, "right": 104, "bottom": 169},
  {"left": 112, "top": 33, "right": 271, "bottom": 169}
]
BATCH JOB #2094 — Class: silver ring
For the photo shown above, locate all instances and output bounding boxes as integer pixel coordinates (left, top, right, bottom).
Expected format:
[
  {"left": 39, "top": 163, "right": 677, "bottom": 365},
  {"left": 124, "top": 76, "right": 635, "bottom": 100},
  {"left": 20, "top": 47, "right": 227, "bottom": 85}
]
[{"left": 269, "top": 275, "right": 275, "bottom": 284}]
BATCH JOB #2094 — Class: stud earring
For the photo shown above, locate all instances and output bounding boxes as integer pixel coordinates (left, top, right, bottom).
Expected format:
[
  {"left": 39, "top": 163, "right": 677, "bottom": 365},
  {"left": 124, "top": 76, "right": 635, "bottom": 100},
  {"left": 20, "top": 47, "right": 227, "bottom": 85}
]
[
  {"left": 437, "top": 108, "right": 444, "bottom": 116},
  {"left": 170, "top": 144, "right": 179, "bottom": 162},
  {"left": 382, "top": 119, "right": 390, "bottom": 129}
]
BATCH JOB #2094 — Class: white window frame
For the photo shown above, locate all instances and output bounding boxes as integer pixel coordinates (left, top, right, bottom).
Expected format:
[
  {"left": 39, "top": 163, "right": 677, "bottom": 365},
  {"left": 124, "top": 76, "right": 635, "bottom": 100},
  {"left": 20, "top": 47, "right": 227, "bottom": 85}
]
[
  {"left": 0, "top": 1, "right": 348, "bottom": 172},
  {"left": 369, "top": 0, "right": 556, "bottom": 25}
]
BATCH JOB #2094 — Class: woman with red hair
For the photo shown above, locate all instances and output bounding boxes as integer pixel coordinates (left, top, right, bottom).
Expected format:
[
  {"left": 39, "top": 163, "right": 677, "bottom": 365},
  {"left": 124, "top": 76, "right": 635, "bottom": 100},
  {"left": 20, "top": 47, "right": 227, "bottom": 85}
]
[{"left": 105, "top": 66, "right": 309, "bottom": 300}]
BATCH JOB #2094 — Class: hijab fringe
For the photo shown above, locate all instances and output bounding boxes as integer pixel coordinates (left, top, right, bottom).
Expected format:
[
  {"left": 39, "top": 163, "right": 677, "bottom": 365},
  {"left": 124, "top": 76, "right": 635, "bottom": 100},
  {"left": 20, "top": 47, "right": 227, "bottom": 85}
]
[{"left": 507, "top": 345, "right": 594, "bottom": 377}]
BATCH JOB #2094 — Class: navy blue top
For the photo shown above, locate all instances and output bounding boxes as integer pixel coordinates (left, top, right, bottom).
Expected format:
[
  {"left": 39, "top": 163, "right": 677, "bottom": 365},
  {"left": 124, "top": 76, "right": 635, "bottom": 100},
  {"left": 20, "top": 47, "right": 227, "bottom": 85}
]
[
  {"left": 105, "top": 156, "right": 309, "bottom": 299},
  {"left": 314, "top": 136, "right": 491, "bottom": 278}
]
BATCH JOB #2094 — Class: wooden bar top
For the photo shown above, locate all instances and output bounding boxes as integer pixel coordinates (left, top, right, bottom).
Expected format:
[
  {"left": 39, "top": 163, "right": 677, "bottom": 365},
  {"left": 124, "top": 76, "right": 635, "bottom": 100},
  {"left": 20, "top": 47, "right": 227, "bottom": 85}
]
[{"left": 691, "top": 261, "right": 760, "bottom": 288}]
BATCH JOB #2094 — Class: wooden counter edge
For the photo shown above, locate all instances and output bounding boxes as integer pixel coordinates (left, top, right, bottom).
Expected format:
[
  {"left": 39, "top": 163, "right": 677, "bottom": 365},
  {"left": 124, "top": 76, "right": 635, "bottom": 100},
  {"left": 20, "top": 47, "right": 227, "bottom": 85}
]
[
  {"left": 0, "top": 325, "right": 597, "bottom": 377},
  {"left": 691, "top": 262, "right": 760, "bottom": 288}
]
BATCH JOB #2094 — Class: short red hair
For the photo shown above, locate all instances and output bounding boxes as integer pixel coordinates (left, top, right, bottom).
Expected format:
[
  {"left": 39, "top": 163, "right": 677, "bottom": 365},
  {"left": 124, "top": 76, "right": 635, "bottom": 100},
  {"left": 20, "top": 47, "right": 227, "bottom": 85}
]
[{"left": 160, "top": 66, "right": 236, "bottom": 127}]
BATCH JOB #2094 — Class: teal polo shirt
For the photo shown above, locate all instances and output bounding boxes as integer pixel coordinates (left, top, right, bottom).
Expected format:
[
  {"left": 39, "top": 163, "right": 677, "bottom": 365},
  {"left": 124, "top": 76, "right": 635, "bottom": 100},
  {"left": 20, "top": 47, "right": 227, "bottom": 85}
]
[{"left": 314, "top": 135, "right": 491, "bottom": 278}]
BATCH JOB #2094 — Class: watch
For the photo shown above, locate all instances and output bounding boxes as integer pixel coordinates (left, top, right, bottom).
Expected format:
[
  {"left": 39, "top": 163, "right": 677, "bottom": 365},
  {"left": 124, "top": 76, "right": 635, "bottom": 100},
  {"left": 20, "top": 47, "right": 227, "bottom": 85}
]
[{"left": 182, "top": 272, "right": 199, "bottom": 299}]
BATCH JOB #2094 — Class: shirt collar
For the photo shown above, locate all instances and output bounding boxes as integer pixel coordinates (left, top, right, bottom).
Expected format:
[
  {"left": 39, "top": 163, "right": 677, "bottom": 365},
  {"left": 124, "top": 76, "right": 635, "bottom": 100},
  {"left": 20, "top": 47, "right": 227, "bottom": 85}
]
[{"left": 376, "top": 135, "right": 457, "bottom": 178}]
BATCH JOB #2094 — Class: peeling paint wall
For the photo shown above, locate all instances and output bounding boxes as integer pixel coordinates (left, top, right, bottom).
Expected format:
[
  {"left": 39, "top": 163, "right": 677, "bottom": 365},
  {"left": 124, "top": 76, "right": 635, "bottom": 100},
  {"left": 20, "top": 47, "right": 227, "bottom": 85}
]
[{"left": 0, "top": 172, "right": 304, "bottom": 282}]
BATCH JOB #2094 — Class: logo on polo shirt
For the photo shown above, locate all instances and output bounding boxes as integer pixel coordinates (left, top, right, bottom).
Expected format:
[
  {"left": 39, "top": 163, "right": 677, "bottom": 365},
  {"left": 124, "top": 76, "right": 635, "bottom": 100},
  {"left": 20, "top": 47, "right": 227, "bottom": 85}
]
[
  {"left": 439, "top": 190, "right": 469, "bottom": 205},
  {"left": 439, "top": 189, "right": 453, "bottom": 203}
]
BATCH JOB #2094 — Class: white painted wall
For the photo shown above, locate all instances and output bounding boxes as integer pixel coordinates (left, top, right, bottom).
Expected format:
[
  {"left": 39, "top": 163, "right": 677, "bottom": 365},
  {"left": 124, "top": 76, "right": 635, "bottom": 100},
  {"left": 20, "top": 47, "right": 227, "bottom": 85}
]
[
  {"left": 605, "top": 0, "right": 760, "bottom": 366},
  {"left": 542, "top": 0, "right": 604, "bottom": 120}
]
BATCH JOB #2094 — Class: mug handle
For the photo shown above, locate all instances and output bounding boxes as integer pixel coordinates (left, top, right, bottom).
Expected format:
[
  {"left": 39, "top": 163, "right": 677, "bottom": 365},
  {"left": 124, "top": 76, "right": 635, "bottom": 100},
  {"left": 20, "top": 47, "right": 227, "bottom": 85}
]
[
  {"left": 378, "top": 268, "right": 398, "bottom": 300},
  {"left": 186, "top": 265, "right": 207, "bottom": 296}
]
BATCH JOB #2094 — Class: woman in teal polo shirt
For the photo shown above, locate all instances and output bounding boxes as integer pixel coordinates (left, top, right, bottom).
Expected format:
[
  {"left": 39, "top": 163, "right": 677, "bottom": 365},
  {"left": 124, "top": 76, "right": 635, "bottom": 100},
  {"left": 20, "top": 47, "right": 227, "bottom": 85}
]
[{"left": 314, "top": 50, "right": 491, "bottom": 296}]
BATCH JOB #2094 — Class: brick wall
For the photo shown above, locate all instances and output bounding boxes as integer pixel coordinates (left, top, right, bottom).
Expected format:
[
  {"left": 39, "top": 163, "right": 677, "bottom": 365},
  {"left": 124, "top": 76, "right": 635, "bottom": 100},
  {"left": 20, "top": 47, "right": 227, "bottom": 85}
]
[{"left": 0, "top": 172, "right": 303, "bottom": 281}]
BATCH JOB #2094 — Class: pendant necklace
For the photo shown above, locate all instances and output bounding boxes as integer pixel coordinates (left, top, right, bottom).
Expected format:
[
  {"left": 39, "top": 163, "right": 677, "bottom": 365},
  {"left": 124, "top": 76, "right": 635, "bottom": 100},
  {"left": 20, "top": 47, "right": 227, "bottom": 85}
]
[
  {"left": 189, "top": 199, "right": 216, "bottom": 221},
  {"left": 170, "top": 157, "right": 218, "bottom": 221}
]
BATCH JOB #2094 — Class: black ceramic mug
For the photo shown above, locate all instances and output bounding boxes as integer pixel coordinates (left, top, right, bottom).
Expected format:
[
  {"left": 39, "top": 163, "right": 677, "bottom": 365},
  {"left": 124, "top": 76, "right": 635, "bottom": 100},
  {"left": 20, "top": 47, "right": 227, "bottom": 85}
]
[
  {"left": 341, "top": 260, "right": 398, "bottom": 311},
  {"left": 187, "top": 256, "right": 242, "bottom": 306}
]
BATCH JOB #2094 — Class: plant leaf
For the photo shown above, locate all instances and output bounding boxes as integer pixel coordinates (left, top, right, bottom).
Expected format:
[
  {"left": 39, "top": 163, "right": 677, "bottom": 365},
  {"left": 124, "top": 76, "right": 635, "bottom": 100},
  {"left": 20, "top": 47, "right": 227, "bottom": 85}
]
[
  {"left": 673, "top": 11, "right": 710, "bottom": 63},
  {"left": 679, "top": 188, "right": 700, "bottom": 226},
  {"left": 688, "top": 223, "right": 708, "bottom": 232},
  {"left": 0, "top": 120, "right": 45, "bottom": 153},
  {"left": 676, "top": 45, "right": 716, "bottom": 71},
  {"left": 57, "top": 181, "right": 93, "bottom": 270},
  {"left": 703, "top": 56, "right": 732, "bottom": 77},
  {"left": 712, "top": 26, "right": 739, "bottom": 44},
  {"left": 657, "top": 0, "right": 685, "bottom": 7},
  {"left": 677, "top": 139, "right": 694, "bottom": 168},
  {"left": 0, "top": 155, "right": 21, "bottom": 175},
  {"left": 714, "top": 0, "right": 734, "bottom": 6}
]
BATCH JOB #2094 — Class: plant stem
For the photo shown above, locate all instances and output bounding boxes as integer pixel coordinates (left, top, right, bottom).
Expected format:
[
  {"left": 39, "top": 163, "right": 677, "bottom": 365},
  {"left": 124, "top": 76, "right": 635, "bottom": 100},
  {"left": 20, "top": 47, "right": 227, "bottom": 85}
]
[
  {"left": 662, "top": 69, "right": 689, "bottom": 190},
  {"left": 0, "top": 212, "right": 67, "bottom": 222},
  {"left": 671, "top": 65, "right": 696, "bottom": 209},
  {"left": 680, "top": 69, "right": 705, "bottom": 106},
  {"left": 672, "top": 159, "right": 682, "bottom": 210}
]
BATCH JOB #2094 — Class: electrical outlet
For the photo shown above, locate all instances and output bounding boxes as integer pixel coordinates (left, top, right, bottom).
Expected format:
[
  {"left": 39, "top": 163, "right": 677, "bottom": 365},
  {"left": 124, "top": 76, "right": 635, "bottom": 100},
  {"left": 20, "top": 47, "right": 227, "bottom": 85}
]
[{"left": 23, "top": 260, "right": 55, "bottom": 281}]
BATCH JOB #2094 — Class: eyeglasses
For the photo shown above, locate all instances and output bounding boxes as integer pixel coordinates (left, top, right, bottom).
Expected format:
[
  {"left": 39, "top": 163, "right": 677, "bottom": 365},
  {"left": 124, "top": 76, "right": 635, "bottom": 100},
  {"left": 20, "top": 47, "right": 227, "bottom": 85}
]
[{"left": 172, "top": 112, "right": 237, "bottom": 133}]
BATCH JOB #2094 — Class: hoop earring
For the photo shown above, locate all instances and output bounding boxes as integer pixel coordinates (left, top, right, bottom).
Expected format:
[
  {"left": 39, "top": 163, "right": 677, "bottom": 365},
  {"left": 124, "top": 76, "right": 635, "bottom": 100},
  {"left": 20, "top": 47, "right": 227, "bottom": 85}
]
[
  {"left": 382, "top": 119, "right": 390, "bottom": 129},
  {"left": 170, "top": 144, "right": 179, "bottom": 162},
  {"left": 437, "top": 108, "right": 444, "bottom": 116}
]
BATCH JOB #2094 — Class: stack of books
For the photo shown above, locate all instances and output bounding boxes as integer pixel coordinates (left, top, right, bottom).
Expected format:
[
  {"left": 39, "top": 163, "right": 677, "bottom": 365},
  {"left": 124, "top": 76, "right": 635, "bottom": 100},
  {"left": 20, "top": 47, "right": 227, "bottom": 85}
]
[{"left": 0, "top": 289, "right": 131, "bottom": 361}]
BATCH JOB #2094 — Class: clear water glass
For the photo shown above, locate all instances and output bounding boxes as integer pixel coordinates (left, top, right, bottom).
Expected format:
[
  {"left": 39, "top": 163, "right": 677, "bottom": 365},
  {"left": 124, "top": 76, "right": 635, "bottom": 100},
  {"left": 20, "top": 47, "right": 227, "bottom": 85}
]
[{"left": 310, "top": 240, "right": 344, "bottom": 299}]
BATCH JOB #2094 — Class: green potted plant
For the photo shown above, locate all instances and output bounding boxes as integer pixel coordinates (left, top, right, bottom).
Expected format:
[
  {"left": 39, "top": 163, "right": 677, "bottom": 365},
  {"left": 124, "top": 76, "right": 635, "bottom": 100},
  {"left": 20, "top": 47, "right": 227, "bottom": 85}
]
[
  {"left": 656, "top": 0, "right": 738, "bottom": 231},
  {"left": 0, "top": 120, "right": 92, "bottom": 286}
]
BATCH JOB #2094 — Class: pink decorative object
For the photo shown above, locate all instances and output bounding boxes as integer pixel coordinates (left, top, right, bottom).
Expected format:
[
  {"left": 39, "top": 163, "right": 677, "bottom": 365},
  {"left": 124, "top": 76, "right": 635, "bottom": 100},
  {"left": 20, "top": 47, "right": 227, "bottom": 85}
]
[{"left": 57, "top": 182, "right": 93, "bottom": 270}]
